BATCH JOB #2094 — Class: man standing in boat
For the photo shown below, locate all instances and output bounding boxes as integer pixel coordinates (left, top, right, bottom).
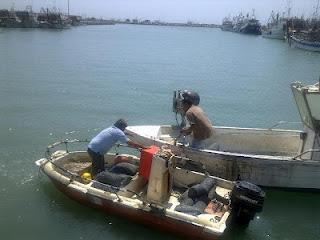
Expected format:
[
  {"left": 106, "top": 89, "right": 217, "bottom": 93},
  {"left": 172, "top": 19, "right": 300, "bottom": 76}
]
[
  {"left": 87, "top": 119, "right": 148, "bottom": 177},
  {"left": 180, "top": 92, "right": 214, "bottom": 149}
]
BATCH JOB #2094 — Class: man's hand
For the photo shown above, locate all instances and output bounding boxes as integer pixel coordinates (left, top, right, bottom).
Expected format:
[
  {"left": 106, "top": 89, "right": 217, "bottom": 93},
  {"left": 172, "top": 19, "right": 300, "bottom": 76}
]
[{"left": 180, "top": 127, "right": 192, "bottom": 136}]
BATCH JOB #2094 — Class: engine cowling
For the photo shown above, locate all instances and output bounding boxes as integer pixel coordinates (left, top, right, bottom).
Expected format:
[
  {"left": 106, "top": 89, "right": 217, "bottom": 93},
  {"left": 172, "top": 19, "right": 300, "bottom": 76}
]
[{"left": 230, "top": 181, "right": 265, "bottom": 225}]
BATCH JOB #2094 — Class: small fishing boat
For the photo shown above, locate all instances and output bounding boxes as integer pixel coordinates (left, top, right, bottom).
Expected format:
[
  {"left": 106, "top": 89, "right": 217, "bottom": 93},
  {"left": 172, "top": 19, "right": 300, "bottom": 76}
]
[
  {"left": 289, "top": 35, "right": 320, "bottom": 52},
  {"left": 35, "top": 140, "right": 264, "bottom": 239},
  {"left": 262, "top": 13, "right": 286, "bottom": 40},
  {"left": 127, "top": 81, "right": 320, "bottom": 190}
]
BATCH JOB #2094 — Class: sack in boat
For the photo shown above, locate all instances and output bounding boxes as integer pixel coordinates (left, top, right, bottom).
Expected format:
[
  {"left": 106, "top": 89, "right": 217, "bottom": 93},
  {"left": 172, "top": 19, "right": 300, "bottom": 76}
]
[
  {"left": 193, "top": 200, "right": 208, "bottom": 212},
  {"left": 110, "top": 162, "right": 138, "bottom": 176},
  {"left": 95, "top": 171, "right": 132, "bottom": 187},
  {"left": 179, "top": 189, "right": 190, "bottom": 201},
  {"left": 195, "top": 194, "right": 210, "bottom": 205},
  {"left": 174, "top": 204, "right": 204, "bottom": 216},
  {"left": 180, "top": 197, "right": 194, "bottom": 206},
  {"left": 188, "top": 177, "right": 216, "bottom": 199}
]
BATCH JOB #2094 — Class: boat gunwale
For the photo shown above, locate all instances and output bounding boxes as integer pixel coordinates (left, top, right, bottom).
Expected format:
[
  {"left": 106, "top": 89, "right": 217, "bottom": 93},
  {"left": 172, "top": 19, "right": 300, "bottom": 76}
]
[{"left": 127, "top": 125, "right": 311, "bottom": 162}]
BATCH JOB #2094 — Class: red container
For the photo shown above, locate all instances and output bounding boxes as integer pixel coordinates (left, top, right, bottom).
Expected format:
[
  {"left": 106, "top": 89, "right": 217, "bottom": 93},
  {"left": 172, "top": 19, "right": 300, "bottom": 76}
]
[{"left": 139, "top": 145, "right": 159, "bottom": 180}]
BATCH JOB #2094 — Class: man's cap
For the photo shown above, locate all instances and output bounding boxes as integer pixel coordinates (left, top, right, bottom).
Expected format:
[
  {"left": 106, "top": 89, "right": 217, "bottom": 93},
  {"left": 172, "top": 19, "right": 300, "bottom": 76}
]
[{"left": 114, "top": 118, "right": 128, "bottom": 130}]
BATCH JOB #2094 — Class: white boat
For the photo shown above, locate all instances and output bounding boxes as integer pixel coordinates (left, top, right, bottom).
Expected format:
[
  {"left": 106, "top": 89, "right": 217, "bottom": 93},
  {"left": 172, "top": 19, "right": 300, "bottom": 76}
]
[
  {"left": 290, "top": 35, "right": 320, "bottom": 52},
  {"left": 35, "top": 141, "right": 264, "bottom": 239},
  {"left": 127, "top": 82, "right": 320, "bottom": 190},
  {"left": 262, "top": 12, "right": 286, "bottom": 40},
  {"left": 262, "top": 22, "right": 285, "bottom": 40}
]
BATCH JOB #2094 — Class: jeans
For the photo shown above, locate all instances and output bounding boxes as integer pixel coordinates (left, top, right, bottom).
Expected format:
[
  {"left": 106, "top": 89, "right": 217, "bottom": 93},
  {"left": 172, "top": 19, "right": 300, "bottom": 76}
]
[
  {"left": 191, "top": 139, "right": 206, "bottom": 149},
  {"left": 87, "top": 148, "right": 105, "bottom": 177}
]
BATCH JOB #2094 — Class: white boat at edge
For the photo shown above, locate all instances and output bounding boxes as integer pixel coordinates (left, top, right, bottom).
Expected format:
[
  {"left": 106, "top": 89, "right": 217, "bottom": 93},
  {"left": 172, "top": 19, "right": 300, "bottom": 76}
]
[
  {"left": 290, "top": 35, "right": 320, "bottom": 52},
  {"left": 127, "top": 82, "right": 320, "bottom": 190}
]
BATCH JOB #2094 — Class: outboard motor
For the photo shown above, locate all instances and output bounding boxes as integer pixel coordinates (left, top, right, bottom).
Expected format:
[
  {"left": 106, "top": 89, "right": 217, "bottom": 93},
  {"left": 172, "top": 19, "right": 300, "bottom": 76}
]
[
  {"left": 173, "top": 89, "right": 200, "bottom": 127},
  {"left": 230, "top": 181, "right": 265, "bottom": 225}
]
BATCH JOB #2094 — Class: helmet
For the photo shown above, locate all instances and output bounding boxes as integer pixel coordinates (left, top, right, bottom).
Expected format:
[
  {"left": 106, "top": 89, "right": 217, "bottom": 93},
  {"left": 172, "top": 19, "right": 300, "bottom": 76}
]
[{"left": 182, "top": 90, "right": 200, "bottom": 105}]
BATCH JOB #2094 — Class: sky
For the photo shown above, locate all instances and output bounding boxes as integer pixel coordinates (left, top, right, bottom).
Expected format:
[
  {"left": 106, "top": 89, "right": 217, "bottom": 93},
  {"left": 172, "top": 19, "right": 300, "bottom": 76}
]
[{"left": 0, "top": 0, "right": 318, "bottom": 24}]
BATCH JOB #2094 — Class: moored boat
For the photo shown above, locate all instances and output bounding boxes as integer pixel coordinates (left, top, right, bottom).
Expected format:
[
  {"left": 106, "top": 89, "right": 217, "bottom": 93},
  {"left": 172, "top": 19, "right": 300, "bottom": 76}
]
[
  {"left": 221, "top": 17, "right": 234, "bottom": 31},
  {"left": 127, "top": 81, "right": 320, "bottom": 190},
  {"left": 262, "top": 12, "right": 286, "bottom": 40},
  {"left": 239, "top": 18, "right": 261, "bottom": 35},
  {"left": 37, "top": 8, "right": 70, "bottom": 29},
  {"left": 289, "top": 34, "right": 320, "bottom": 52},
  {"left": 36, "top": 140, "right": 265, "bottom": 239},
  {"left": 220, "top": 11, "right": 261, "bottom": 35}
]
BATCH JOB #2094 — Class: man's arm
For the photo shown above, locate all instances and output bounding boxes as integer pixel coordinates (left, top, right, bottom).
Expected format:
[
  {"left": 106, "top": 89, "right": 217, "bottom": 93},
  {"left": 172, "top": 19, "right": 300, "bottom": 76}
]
[
  {"left": 127, "top": 140, "right": 149, "bottom": 149},
  {"left": 180, "top": 124, "right": 195, "bottom": 136}
]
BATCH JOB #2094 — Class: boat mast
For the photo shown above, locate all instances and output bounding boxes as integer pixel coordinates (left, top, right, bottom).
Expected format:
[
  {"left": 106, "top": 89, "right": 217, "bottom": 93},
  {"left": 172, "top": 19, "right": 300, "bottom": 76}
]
[
  {"left": 286, "top": 0, "right": 292, "bottom": 18},
  {"left": 314, "top": 0, "right": 320, "bottom": 19}
]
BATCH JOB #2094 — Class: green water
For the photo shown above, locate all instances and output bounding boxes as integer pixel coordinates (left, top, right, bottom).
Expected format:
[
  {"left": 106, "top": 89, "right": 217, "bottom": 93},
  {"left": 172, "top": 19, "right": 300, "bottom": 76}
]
[{"left": 1, "top": 25, "right": 320, "bottom": 240}]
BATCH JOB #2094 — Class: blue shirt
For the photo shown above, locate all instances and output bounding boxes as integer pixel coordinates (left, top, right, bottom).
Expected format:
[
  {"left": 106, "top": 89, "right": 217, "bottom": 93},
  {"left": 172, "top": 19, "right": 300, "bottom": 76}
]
[{"left": 88, "top": 126, "right": 129, "bottom": 155}]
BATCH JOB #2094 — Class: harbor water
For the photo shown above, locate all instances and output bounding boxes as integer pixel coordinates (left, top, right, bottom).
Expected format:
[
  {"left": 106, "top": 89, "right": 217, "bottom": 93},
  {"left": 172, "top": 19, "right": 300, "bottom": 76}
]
[{"left": 1, "top": 24, "right": 320, "bottom": 240}]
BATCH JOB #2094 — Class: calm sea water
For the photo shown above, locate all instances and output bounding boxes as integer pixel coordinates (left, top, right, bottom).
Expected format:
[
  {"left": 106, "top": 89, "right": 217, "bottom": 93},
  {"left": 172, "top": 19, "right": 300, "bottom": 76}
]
[{"left": 1, "top": 24, "right": 320, "bottom": 240}]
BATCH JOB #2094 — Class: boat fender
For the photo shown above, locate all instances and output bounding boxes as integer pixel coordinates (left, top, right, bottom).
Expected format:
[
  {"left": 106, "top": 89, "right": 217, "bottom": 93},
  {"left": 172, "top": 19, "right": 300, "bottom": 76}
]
[{"left": 110, "top": 162, "right": 138, "bottom": 176}]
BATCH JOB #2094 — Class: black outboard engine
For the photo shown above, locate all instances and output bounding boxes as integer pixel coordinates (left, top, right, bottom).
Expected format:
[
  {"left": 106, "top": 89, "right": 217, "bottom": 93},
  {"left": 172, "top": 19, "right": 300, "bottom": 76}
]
[
  {"left": 230, "top": 181, "right": 265, "bottom": 225},
  {"left": 173, "top": 90, "right": 200, "bottom": 127}
]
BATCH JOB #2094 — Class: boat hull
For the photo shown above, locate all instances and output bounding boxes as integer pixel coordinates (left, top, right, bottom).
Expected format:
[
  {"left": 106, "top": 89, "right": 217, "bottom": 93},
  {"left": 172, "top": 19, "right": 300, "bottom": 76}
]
[
  {"left": 127, "top": 125, "right": 320, "bottom": 190},
  {"left": 262, "top": 22, "right": 285, "bottom": 40},
  {"left": 262, "top": 30, "right": 284, "bottom": 40},
  {"left": 240, "top": 23, "right": 261, "bottom": 35},
  {"left": 38, "top": 154, "right": 226, "bottom": 240},
  {"left": 46, "top": 173, "right": 221, "bottom": 240},
  {"left": 290, "top": 36, "right": 320, "bottom": 52}
]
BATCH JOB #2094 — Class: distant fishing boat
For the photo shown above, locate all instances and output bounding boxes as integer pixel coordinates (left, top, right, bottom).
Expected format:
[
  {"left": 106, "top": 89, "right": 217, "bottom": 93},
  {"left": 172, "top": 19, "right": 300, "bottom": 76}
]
[
  {"left": 37, "top": 8, "right": 70, "bottom": 29},
  {"left": 221, "top": 17, "right": 234, "bottom": 31},
  {"left": 262, "top": 12, "right": 286, "bottom": 40},
  {"left": 0, "top": 9, "right": 20, "bottom": 28},
  {"left": 127, "top": 81, "right": 320, "bottom": 190},
  {"left": 221, "top": 11, "right": 261, "bottom": 35},
  {"left": 239, "top": 18, "right": 261, "bottom": 35}
]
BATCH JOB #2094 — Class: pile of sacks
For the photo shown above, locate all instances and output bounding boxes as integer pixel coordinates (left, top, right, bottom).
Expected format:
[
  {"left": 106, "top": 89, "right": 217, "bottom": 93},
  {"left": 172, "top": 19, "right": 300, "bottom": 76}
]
[
  {"left": 175, "top": 177, "right": 218, "bottom": 216},
  {"left": 93, "top": 162, "right": 138, "bottom": 190}
]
